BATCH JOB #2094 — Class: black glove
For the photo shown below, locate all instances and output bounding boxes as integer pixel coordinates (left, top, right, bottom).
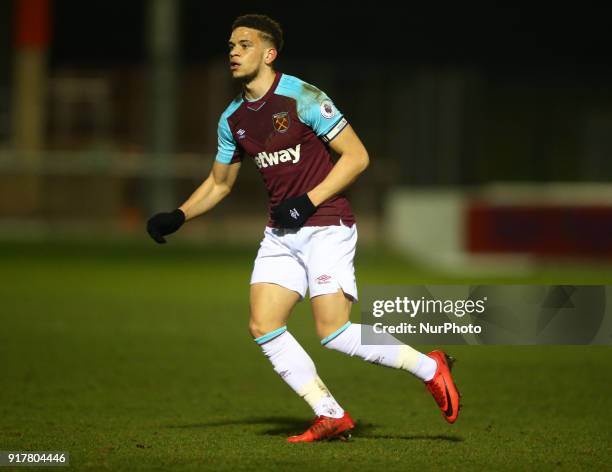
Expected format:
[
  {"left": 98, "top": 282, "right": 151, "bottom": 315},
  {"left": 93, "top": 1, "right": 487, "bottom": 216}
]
[
  {"left": 146, "top": 209, "right": 185, "bottom": 244},
  {"left": 271, "top": 194, "right": 316, "bottom": 228}
]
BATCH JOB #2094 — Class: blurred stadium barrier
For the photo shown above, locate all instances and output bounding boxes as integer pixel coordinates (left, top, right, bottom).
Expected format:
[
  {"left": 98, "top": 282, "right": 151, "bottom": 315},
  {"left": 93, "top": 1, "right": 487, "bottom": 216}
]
[
  {"left": 0, "top": 150, "right": 386, "bottom": 244},
  {"left": 3, "top": 149, "right": 610, "bottom": 257},
  {"left": 386, "top": 183, "right": 612, "bottom": 270}
]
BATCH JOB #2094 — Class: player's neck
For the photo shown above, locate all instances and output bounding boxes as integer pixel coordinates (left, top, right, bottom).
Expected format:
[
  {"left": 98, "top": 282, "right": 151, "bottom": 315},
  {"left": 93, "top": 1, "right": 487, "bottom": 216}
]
[{"left": 242, "top": 68, "right": 277, "bottom": 101}]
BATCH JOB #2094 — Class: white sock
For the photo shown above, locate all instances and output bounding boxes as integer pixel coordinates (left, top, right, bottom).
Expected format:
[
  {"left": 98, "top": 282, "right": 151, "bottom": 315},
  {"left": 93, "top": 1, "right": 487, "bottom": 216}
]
[
  {"left": 323, "top": 322, "right": 437, "bottom": 382},
  {"left": 256, "top": 327, "right": 345, "bottom": 418}
]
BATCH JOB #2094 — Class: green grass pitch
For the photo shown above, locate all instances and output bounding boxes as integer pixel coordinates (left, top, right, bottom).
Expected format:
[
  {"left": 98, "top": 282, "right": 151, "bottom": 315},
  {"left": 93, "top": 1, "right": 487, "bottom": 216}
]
[{"left": 1, "top": 240, "right": 610, "bottom": 471}]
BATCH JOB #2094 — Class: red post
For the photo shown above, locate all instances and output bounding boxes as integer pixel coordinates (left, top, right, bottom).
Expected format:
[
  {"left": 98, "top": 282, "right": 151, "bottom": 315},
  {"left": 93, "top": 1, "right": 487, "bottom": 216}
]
[
  {"left": 12, "top": 0, "right": 51, "bottom": 214},
  {"left": 15, "top": 0, "right": 51, "bottom": 49}
]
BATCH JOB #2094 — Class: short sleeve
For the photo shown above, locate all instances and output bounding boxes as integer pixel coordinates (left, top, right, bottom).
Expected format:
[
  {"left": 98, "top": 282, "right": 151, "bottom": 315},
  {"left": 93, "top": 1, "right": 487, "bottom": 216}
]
[
  {"left": 299, "top": 90, "right": 346, "bottom": 139},
  {"left": 215, "top": 116, "right": 240, "bottom": 164},
  {"left": 275, "top": 75, "right": 349, "bottom": 143}
]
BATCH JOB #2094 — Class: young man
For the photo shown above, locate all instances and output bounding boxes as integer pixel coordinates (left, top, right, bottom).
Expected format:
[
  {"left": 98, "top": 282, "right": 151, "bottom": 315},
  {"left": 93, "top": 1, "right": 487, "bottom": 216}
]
[{"left": 147, "top": 14, "right": 460, "bottom": 442}]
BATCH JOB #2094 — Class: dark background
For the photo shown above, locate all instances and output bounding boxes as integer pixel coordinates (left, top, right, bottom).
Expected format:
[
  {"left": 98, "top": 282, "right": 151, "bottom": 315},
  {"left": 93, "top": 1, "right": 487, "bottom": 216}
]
[
  {"left": 2, "top": 3, "right": 612, "bottom": 242},
  {"left": 49, "top": 4, "right": 611, "bottom": 73},
  {"left": 43, "top": 4, "right": 612, "bottom": 184}
]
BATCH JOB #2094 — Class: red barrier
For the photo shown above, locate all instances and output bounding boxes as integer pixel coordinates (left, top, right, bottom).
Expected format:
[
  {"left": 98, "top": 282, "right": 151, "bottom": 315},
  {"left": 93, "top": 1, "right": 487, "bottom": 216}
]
[{"left": 466, "top": 202, "right": 612, "bottom": 257}]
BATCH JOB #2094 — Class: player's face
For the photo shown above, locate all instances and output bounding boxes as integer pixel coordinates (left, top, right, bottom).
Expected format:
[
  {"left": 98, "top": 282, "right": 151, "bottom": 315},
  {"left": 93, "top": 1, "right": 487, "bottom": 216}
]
[{"left": 228, "top": 27, "right": 269, "bottom": 81}]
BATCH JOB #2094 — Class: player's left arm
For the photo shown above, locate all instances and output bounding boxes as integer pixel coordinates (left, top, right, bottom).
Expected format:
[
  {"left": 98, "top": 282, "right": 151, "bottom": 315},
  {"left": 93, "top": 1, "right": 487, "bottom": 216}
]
[
  {"left": 271, "top": 124, "right": 368, "bottom": 228},
  {"left": 307, "top": 125, "right": 369, "bottom": 206},
  {"left": 271, "top": 82, "right": 368, "bottom": 228}
]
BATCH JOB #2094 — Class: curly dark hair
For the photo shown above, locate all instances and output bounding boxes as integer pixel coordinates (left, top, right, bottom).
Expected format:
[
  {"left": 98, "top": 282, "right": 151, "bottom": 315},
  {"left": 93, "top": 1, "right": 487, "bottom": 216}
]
[{"left": 232, "top": 14, "right": 284, "bottom": 52}]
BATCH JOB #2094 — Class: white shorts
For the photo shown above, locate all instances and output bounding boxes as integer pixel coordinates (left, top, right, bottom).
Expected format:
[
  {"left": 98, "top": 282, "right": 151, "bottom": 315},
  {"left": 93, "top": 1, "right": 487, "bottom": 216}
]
[{"left": 250, "top": 222, "right": 358, "bottom": 300}]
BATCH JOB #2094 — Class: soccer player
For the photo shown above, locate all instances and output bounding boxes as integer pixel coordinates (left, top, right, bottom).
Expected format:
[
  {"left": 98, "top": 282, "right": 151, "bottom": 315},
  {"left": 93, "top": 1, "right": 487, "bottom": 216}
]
[{"left": 147, "top": 14, "right": 460, "bottom": 442}]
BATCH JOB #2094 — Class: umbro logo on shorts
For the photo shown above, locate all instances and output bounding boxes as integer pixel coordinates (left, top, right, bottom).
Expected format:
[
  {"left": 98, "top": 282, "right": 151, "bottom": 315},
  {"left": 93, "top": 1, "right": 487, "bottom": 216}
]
[
  {"left": 315, "top": 274, "right": 332, "bottom": 284},
  {"left": 289, "top": 208, "right": 300, "bottom": 219}
]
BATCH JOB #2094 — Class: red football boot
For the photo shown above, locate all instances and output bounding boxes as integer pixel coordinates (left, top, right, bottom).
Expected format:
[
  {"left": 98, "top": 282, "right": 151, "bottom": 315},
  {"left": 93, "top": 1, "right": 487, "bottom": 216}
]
[
  {"left": 287, "top": 412, "right": 355, "bottom": 443},
  {"left": 425, "top": 351, "right": 461, "bottom": 424}
]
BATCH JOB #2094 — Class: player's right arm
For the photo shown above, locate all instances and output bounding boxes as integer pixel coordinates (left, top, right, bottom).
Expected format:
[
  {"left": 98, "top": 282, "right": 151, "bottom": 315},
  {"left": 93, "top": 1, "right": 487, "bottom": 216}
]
[
  {"left": 179, "top": 161, "right": 241, "bottom": 220},
  {"left": 180, "top": 104, "right": 243, "bottom": 219}
]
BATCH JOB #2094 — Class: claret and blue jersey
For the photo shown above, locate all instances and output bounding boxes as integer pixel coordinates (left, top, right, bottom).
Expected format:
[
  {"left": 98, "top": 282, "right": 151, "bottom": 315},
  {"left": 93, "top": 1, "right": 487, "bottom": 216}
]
[{"left": 215, "top": 72, "right": 355, "bottom": 227}]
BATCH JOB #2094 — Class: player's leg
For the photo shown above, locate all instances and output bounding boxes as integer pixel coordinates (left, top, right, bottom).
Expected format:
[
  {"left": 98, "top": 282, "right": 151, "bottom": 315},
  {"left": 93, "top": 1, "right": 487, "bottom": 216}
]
[
  {"left": 249, "top": 284, "right": 345, "bottom": 414},
  {"left": 309, "top": 287, "right": 351, "bottom": 339},
  {"left": 249, "top": 282, "right": 297, "bottom": 338},
  {"left": 311, "top": 289, "right": 437, "bottom": 381},
  {"left": 312, "top": 289, "right": 461, "bottom": 423},
  {"left": 306, "top": 223, "right": 461, "bottom": 423},
  {"left": 249, "top": 229, "right": 347, "bottom": 437}
]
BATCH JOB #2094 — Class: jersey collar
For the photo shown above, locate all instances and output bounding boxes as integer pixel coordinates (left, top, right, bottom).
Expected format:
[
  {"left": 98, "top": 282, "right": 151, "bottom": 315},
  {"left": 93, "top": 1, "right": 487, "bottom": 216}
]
[{"left": 243, "top": 71, "right": 282, "bottom": 111}]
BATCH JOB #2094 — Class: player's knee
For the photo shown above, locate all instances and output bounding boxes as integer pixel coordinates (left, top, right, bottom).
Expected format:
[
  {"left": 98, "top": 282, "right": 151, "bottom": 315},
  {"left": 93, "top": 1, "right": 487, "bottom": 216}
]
[
  {"left": 316, "top": 324, "right": 336, "bottom": 342},
  {"left": 315, "top": 322, "right": 333, "bottom": 341},
  {"left": 316, "top": 319, "right": 350, "bottom": 343},
  {"left": 249, "top": 318, "right": 279, "bottom": 339},
  {"left": 248, "top": 319, "right": 263, "bottom": 338}
]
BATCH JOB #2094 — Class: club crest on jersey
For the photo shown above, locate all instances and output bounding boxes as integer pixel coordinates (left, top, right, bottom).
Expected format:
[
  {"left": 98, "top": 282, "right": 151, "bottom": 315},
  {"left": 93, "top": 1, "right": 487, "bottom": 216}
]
[{"left": 272, "top": 112, "right": 290, "bottom": 133}]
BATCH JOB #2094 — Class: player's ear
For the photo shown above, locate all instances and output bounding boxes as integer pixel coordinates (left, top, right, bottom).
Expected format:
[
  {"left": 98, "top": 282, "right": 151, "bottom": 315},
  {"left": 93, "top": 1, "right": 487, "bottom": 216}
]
[{"left": 264, "top": 48, "right": 277, "bottom": 65}]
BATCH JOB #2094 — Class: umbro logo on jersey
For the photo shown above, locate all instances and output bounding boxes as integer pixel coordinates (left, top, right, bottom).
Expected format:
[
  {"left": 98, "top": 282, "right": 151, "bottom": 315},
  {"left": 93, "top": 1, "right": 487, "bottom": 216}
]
[
  {"left": 254, "top": 144, "right": 301, "bottom": 169},
  {"left": 237, "top": 129, "right": 246, "bottom": 139}
]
